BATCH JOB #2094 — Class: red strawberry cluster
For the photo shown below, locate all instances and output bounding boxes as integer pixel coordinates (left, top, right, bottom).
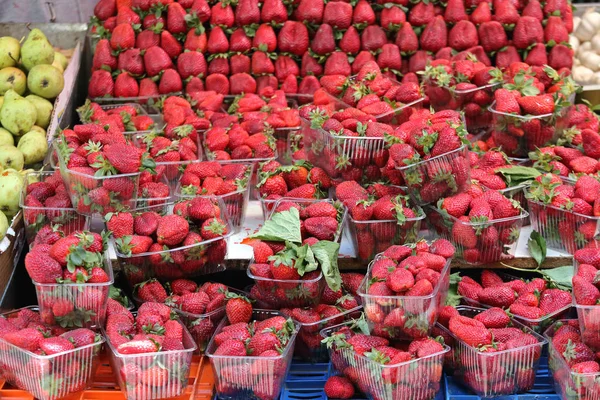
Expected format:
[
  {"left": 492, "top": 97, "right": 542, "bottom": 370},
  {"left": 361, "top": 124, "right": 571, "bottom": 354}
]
[
  {"left": 271, "top": 199, "right": 344, "bottom": 243},
  {"left": 109, "top": 198, "right": 229, "bottom": 282},
  {"left": 547, "top": 320, "right": 600, "bottom": 399},
  {"left": 423, "top": 59, "right": 502, "bottom": 133},
  {"left": 429, "top": 188, "right": 525, "bottom": 264},
  {"left": 573, "top": 247, "right": 600, "bottom": 351},
  {"left": 526, "top": 174, "right": 600, "bottom": 254},
  {"left": 207, "top": 311, "right": 297, "bottom": 400},
  {"left": 157, "top": 96, "right": 211, "bottom": 139},
  {"left": 78, "top": 101, "right": 156, "bottom": 133},
  {"left": 322, "top": 322, "right": 447, "bottom": 400},
  {"left": 0, "top": 307, "right": 102, "bottom": 399},
  {"left": 530, "top": 144, "right": 600, "bottom": 179},
  {"left": 359, "top": 240, "right": 454, "bottom": 341},
  {"left": 22, "top": 171, "right": 88, "bottom": 244},
  {"left": 438, "top": 306, "right": 543, "bottom": 396},
  {"left": 558, "top": 103, "right": 600, "bottom": 150},
  {"left": 468, "top": 149, "right": 526, "bottom": 191},
  {"left": 458, "top": 270, "right": 572, "bottom": 329},
  {"left": 489, "top": 63, "right": 578, "bottom": 157}
]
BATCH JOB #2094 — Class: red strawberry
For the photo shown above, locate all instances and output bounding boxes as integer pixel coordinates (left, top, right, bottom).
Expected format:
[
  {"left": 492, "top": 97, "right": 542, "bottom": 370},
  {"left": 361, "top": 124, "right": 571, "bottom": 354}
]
[
  {"left": 420, "top": 16, "right": 447, "bottom": 53},
  {"left": 110, "top": 23, "right": 135, "bottom": 50},
  {"left": 513, "top": 16, "right": 544, "bottom": 49},
  {"left": 92, "top": 39, "right": 117, "bottom": 71},
  {"left": 143, "top": 46, "right": 174, "bottom": 77},
  {"left": 278, "top": 21, "right": 309, "bottom": 56}
]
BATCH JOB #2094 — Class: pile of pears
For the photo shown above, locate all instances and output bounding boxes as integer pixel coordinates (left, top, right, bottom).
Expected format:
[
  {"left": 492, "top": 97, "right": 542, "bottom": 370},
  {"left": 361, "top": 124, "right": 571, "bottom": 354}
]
[{"left": 0, "top": 29, "right": 68, "bottom": 172}]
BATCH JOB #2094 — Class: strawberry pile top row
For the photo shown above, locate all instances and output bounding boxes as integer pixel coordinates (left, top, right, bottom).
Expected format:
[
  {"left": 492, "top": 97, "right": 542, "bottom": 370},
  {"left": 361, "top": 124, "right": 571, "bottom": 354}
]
[{"left": 91, "top": 0, "right": 575, "bottom": 99}]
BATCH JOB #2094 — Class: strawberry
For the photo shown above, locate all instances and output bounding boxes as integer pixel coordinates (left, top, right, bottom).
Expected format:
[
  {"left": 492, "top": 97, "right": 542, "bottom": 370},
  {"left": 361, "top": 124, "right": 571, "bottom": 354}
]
[
  {"left": 278, "top": 21, "right": 309, "bottom": 56},
  {"left": 323, "top": 1, "right": 352, "bottom": 29},
  {"left": 226, "top": 294, "right": 253, "bottom": 324},
  {"left": 324, "top": 376, "right": 355, "bottom": 399},
  {"left": 449, "top": 315, "right": 492, "bottom": 347},
  {"left": 92, "top": 39, "right": 117, "bottom": 71},
  {"left": 144, "top": 46, "right": 174, "bottom": 77},
  {"left": 236, "top": 0, "right": 260, "bottom": 25},
  {"left": 473, "top": 307, "right": 510, "bottom": 329},
  {"left": 445, "top": 0, "right": 468, "bottom": 23},
  {"left": 88, "top": 70, "right": 114, "bottom": 98},
  {"left": 261, "top": 0, "right": 288, "bottom": 23},
  {"left": 513, "top": 16, "right": 544, "bottom": 49},
  {"left": 94, "top": 0, "right": 116, "bottom": 20},
  {"left": 117, "top": 339, "right": 160, "bottom": 354},
  {"left": 420, "top": 16, "right": 447, "bottom": 53},
  {"left": 479, "top": 286, "right": 516, "bottom": 308},
  {"left": 110, "top": 23, "right": 135, "bottom": 50}
]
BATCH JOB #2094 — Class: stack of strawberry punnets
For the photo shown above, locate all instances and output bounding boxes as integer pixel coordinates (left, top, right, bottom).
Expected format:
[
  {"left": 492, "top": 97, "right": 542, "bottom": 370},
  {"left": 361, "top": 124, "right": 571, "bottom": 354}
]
[
  {"left": 422, "top": 59, "right": 502, "bottom": 134},
  {"left": 102, "top": 302, "right": 196, "bottom": 399},
  {"left": 525, "top": 174, "right": 600, "bottom": 254},
  {"left": 545, "top": 320, "right": 600, "bottom": 400},
  {"left": 21, "top": 171, "right": 89, "bottom": 245},
  {"left": 458, "top": 270, "right": 572, "bottom": 331},
  {"left": 437, "top": 306, "right": 546, "bottom": 397},
  {"left": 428, "top": 188, "right": 528, "bottom": 265},
  {"left": 336, "top": 181, "right": 424, "bottom": 262},
  {"left": 357, "top": 240, "right": 454, "bottom": 341},
  {"left": 77, "top": 101, "right": 156, "bottom": 134},
  {"left": 245, "top": 206, "right": 342, "bottom": 308},
  {"left": 109, "top": 199, "right": 231, "bottom": 283},
  {"left": 25, "top": 230, "right": 113, "bottom": 328},
  {"left": 0, "top": 307, "right": 105, "bottom": 400},
  {"left": 573, "top": 247, "right": 600, "bottom": 352},
  {"left": 256, "top": 159, "right": 331, "bottom": 219},
  {"left": 176, "top": 161, "right": 253, "bottom": 230},
  {"left": 489, "top": 63, "right": 579, "bottom": 157},
  {"left": 388, "top": 110, "right": 470, "bottom": 205},
  {"left": 321, "top": 61, "right": 424, "bottom": 125},
  {"left": 529, "top": 144, "right": 600, "bottom": 181},
  {"left": 321, "top": 318, "right": 449, "bottom": 400},
  {"left": 206, "top": 309, "right": 299, "bottom": 400}
]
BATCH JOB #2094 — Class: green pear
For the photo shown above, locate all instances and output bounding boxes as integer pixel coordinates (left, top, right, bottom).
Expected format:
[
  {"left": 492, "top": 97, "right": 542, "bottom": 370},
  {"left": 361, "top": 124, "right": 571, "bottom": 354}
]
[
  {"left": 25, "top": 95, "right": 53, "bottom": 128},
  {"left": 0, "top": 169, "right": 24, "bottom": 217},
  {"left": 20, "top": 29, "right": 54, "bottom": 71},
  {"left": 0, "top": 210, "right": 8, "bottom": 241},
  {"left": 0, "top": 67, "right": 26, "bottom": 95},
  {"left": 17, "top": 130, "right": 47, "bottom": 165},
  {"left": 53, "top": 52, "right": 68, "bottom": 71},
  {"left": 27, "top": 64, "right": 64, "bottom": 99},
  {"left": 30, "top": 125, "right": 46, "bottom": 135},
  {"left": 0, "top": 128, "right": 13, "bottom": 146},
  {"left": 0, "top": 144, "right": 24, "bottom": 170},
  {"left": 0, "top": 37, "right": 20, "bottom": 69},
  {"left": 0, "top": 90, "right": 37, "bottom": 136},
  {"left": 0, "top": 96, "right": 4, "bottom": 109}
]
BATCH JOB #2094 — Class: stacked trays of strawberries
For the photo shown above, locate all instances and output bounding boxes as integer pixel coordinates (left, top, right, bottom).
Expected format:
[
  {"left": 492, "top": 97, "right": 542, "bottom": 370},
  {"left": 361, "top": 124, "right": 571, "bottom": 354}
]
[
  {"left": 544, "top": 320, "right": 600, "bottom": 400},
  {"left": 573, "top": 247, "right": 600, "bottom": 353},
  {"left": 108, "top": 199, "right": 232, "bottom": 284},
  {"left": 336, "top": 181, "right": 425, "bottom": 262},
  {"left": 357, "top": 239, "right": 454, "bottom": 341},
  {"left": 245, "top": 205, "right": 342, "bottom": 308},
  {"left": 78, "top": 101, "right": 158, "bottom": 135},
  {"left": 436, "top": 306, "right": 547, "bottom": 397},
  {"left": 458, "top": 270, "right": 573, "bottom": 332},
  {"left": 21, "top": 171, "right": 90, "bottom": 245},
  {"left": 525, "top": 174, "right": 600, "bottom": 255},
  {"left": 25, "top": 230, "right": 113, "bottom": 328},
  {"left": 256, "top": 159, "right": 332, "bottom": 219},
  {"left": 101, "top": 301, "right": 197, "bottom": 399},
  {"left": 427, "top": 188, "right": 529, "bottom": 265},
  {"left": 489, "top": 63, "right": 579, "bottom": 158},
  {"left": 175, "top": 161, "right": 254, "bottom": 231},
  {"left": 422, "top": 59, "right": 501, "bottom": 135},
  {"left": 0, "top": 307, "right": 105, "bottom": 400},
  {"left": 321, "top": 317, "right": 450, "bottom": 400}
]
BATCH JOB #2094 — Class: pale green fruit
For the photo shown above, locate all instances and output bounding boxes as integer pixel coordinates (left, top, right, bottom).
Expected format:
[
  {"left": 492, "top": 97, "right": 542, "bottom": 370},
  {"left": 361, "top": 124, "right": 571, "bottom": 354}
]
[
  {"left": 0, "top": 90, "right": 37, "bottom": 136},
  {"left": 0, "top": 169, "right": 24, "bottom": 217},
  {"left": 0, "top": 37, "right": 20, "bottom": 69},
  {"left": 0, "top": 144, "right": 24, "bottom": 170},
  {"left": 25, "top": 95, "right": 53, "bottom": 128},
  {"left": 0, "top": 128, "right": 13, "bottom": 146},
  {"left": 17, "top": 130, "right": 47, "bottom": 165},
  {"left": 20, "top": 29, "right": 54, "bottom": 71},
  {"left": 27, "top": 64, "right": 64, "bottom": 99},
  {"left": 53, "top": 52, "right": 68, "bottom": 71},
  {"left": 0, "top": 96, "right": 4, "bottom": 109},
  {"left": 29, "top": 125, "right": 46, "bottom": 135},
  {"left": 0, "top": 67, "right": 26, "bottom": 95},
  {"left": 0, "top": 210, "right": 8, "bottom": 241}
]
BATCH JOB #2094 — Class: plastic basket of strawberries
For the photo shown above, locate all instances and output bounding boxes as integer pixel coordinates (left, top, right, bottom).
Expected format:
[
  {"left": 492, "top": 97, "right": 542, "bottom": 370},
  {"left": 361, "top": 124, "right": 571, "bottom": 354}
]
[
  {"left": 25, "top": 230, "right": 113, "bottom": 329},
  {"left": 245, "top": 206, "right": 343, "bottom": 308},
  {"left": 457, "top": 270, "right": 573, "bottom": 332},
  {"left": 175, "top": 161, "right": 254, "bottom": 232},
  {"left": 426, "top": 189, "right": 529, "bottom": 265},
  {"left": 77, "top": 100, "right": 157, "bottom": 135},
  {"left": 101, "top": 303, "right": 197, "bottom": 400},
  {"left": 436, "top": 306, "right": 547, "bottom": 397},
  {"left": 528, "top": 144, "right": 600, "bottom": 183},
  {"left": 573, "top": 247, "right": 600, "bottom": 353},
  {"left": 357, "top": 239, "right": 454, "bottom": 341},
  {"left": 544, "top": 319, "right": 600, "bottom": 400},
  {"left": 135, "top": 174, "right": 173, "bottom": 210},
  {"left": 422, "top": 60, "right": 502, "bottom": 134},
  {"left": 206, "top": 309, "right": 299, "bottom": 400},
  {"left": 320, "top": 316, "right": 449, "bottom": 400},
  {"left": 0, "top": 307, "right": 104, "bottom": 400},
  {"left": 525, "top": 174, "right": 600, "bottom": 255},
  {"left": 20, "top": 171, "right": 90, "bottom": 246},
  {"left": 336, "top": 180, "right": 425, "bottom": 262},
  {"left": 109, "top": 199, "right": 232, "bottom": 284},
  {"left": 488, "top": 64, "right": 578, "bottom": 158}
]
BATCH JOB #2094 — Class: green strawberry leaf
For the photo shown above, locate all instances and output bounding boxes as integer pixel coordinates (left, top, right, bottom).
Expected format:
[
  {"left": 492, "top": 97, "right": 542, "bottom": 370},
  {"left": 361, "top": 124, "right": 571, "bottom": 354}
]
[
  {"left": 528, "top": 230, "right": 547, "bottom": 267},
  {"left": 446, "top": 272, "right": 462, "bottom": 306},
  {"left": 495, "top": 166, "right": 541, "bottom": 187},
  {"left": 250, "top": 208, "right": 302, "bottom": 243},
  {"left": 539, "top": 266, "right": 573, "bottom": 290},
  {"left": 311, "top": 240, "right": 341, "bottom": 292}
]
